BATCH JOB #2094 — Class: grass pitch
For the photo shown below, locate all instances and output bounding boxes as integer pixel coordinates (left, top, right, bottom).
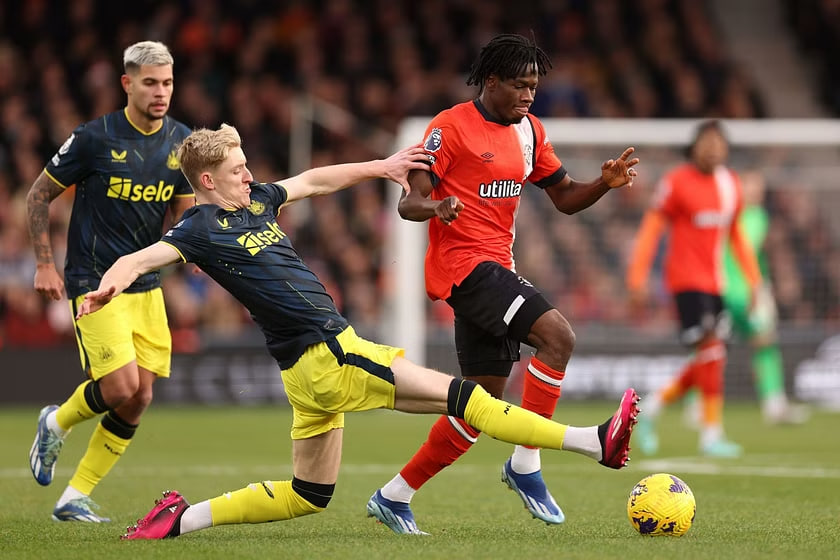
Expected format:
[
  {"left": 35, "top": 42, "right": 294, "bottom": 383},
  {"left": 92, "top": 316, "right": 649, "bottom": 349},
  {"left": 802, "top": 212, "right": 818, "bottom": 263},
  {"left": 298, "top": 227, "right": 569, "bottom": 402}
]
[{"left": 2, "top": 401, "right": 839, "bottom": 559}]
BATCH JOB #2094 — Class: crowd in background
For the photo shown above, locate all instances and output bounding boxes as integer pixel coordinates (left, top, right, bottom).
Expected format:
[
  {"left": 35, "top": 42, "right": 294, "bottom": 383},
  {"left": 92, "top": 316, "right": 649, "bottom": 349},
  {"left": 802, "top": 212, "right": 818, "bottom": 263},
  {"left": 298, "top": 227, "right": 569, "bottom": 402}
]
[
  {"left": 784, "top": 0, "right": 840, "bottom": 115},
  {"left": 0, "top": 0, "right": 838, "bottom": 351}
]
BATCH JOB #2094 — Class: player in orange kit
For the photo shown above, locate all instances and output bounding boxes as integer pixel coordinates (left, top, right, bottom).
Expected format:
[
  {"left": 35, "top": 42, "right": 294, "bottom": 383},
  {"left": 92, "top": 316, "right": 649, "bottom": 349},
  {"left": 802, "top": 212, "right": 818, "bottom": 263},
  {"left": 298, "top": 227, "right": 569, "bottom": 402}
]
[
  {"left": 627, "top": 119, "right": 762, "bottom": 458},
  {"left": 366, "top": 33, "right": 639, "bottom": 534}
]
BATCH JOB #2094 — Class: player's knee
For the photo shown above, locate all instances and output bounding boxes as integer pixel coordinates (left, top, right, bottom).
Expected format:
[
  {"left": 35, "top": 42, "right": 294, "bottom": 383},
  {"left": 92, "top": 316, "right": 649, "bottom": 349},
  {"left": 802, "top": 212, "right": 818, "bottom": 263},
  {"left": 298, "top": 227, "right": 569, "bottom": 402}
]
[
  {"left": 132, "top": 385, "right": 154, "bottom": 410},
  {"left": 292, "top": 477, "right": 335, "bottom": 510},
  {"left": 99, "top": 370, "right": 142, "bottom": 407},
  {"left": 556, "top": 319, "right": 576, "bottom": 354},
  {"left": 531, "top": 312, "right": 576, "bottom": 360}
]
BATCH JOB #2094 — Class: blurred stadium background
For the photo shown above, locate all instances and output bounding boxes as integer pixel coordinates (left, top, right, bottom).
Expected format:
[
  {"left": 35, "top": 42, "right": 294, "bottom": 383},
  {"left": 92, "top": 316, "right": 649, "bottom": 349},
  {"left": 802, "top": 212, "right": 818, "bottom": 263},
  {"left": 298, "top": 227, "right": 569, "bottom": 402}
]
[{"left": 1, "top": 0, "right": 839, "bottom": 410}]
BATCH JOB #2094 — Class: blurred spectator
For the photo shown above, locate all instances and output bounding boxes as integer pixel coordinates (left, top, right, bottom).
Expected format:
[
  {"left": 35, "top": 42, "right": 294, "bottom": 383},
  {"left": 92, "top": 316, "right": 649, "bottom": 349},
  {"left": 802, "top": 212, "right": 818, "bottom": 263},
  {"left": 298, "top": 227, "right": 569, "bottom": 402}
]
[{"left": 784, "top": 0, "right": 840, "bottom": 115}]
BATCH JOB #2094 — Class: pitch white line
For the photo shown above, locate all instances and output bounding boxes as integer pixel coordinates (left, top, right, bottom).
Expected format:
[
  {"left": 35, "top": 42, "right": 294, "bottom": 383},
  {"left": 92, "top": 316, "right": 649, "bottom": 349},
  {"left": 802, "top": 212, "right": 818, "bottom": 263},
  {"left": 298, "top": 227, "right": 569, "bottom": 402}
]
[
  {"left": 3, "top": 459, "right": 840, "bottom": 480},
  {"left": 637, "top": 458, "right": 840, "bottom": 479}
]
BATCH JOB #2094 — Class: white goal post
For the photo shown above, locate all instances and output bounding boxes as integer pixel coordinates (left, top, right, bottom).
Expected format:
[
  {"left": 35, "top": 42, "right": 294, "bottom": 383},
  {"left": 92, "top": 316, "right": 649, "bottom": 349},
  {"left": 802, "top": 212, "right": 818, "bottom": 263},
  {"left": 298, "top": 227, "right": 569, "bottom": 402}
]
[{"left": 382, "top": 118, "right": 840, "bottom": 364}]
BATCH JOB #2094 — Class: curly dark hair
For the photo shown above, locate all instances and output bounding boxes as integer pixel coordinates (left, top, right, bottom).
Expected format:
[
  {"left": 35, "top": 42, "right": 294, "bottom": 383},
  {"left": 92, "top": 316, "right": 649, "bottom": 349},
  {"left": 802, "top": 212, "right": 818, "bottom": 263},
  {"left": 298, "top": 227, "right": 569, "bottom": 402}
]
[{"left": 466, "top": 33, "right": 552, "bottom": 93}]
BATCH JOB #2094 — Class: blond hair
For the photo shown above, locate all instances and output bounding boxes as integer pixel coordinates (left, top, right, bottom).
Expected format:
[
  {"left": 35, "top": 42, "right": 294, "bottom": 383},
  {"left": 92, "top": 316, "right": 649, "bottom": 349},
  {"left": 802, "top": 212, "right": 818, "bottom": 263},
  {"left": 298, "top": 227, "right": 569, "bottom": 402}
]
[
  {"left": 123, "top": 41, "right": 173, "bottom": 73},
  {"left": 177, "top": 124, "right": 242, "bottom": 190}
]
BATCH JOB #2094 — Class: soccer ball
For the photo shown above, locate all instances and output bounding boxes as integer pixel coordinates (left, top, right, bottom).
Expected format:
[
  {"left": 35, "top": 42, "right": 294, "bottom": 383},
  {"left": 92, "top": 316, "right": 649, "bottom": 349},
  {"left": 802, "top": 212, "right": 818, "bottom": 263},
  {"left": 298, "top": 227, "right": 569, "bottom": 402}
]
[{"left": 627, "top": 473, "right": 696, "bottom": 537}]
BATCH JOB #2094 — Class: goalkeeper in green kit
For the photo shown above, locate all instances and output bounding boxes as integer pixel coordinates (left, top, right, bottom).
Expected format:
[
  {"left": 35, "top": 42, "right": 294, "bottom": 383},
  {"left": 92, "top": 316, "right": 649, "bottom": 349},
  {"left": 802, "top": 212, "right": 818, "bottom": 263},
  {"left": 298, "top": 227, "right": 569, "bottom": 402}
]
[{"left": 722, "top": 171, "right": 807, "bottom": 425}]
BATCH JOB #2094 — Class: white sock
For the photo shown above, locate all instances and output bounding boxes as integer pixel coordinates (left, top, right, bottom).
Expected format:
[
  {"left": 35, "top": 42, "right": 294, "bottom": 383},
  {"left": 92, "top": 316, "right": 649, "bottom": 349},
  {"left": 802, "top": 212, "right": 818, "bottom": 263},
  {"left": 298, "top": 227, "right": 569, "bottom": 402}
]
[
  {"left": 762, "top": 393, "right": 788, "bottom": 418},
  {"left": 510, "top": 446, "right": 541, "bottom": 474},
  {"left": 380, "top": 474, "right": 416, "bottom": 504},
  {"left": 179, "top": 500, "right": 212, "bottom": 535},
  {"left": 56, "top": 485, "right": 86, "bottom": 508},
  {"left": 46, "top": 410, "right": 68, "bottom": 437},
  {"left": 700, "top": 424, "right": 724, "bottom": 448},
  {"left": 643, "top": 393, "right": 664, "bottom": 419},
  {"left": 561, "top": 426, "right": 601, "bottom": 461}
]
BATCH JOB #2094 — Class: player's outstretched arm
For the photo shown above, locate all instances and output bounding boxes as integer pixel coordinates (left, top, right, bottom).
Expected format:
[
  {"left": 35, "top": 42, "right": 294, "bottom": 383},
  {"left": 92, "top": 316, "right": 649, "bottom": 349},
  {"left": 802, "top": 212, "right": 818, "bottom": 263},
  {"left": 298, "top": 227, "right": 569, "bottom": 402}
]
[
  {"left": 626, "top": 209, "right": 667, "bottom": 308},
  {"left": 545, "top": 147, "right": 639, "bottom": 214},
  {"left": 278, "top": 144, "right": 429, "bottom": 206},
  {"left": 76, "top": 242, "right": 181, "bottom": 318}
]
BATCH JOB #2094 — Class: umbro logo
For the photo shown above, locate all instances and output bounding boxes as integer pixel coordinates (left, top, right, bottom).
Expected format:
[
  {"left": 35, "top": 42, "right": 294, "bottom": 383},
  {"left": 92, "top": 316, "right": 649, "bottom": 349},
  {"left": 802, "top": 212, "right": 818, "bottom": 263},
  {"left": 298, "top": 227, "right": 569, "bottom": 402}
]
[{"left": 481, "top": 152, "right": 494, "bottom": 162}]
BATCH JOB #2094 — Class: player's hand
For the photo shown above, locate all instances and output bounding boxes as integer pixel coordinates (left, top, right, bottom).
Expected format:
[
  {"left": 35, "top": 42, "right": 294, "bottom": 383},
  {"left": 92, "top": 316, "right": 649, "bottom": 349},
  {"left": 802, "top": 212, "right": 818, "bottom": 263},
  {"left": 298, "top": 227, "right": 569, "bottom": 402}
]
[
  {"left": 33, "top": 263, "right": 64, "bottom": 301},
  {"left": 601, "top": 147, "right": 639, "bottom": 189},
  {"left": 383, "top": 143, "right": 433, "bottom": 194},
  {"left": 75, "top": 285, "right": 117, "bottom": 319},
  {"left": 748, "top": 282, "right": 770, "bottom": 315},
  {"left": 435, "top": 196, "right": 463, "bottom": 225}
]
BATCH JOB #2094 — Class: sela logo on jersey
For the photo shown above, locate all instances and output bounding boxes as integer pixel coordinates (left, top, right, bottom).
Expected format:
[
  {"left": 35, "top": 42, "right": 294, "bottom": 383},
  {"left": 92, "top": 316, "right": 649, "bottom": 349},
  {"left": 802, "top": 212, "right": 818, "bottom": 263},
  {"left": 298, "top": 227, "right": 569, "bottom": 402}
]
[
  {"left": 478, "top": 179, "right": 523, "bottom": 199},
  {"left": 693, "top": 210, "right": 733, "bottom": 228},
  {"left": 107, "top": 177, "right": 175, "bottom": 202},
  {"left": 236, "top": 220, "right": 287, "bottom": 256}
]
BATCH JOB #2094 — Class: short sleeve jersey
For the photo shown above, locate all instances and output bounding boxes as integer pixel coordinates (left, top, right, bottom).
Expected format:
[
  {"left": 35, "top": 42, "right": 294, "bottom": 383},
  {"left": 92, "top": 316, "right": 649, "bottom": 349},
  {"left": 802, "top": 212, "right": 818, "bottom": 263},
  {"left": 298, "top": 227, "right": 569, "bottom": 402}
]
[
  {"left": 653, "top": 163, "right": 743, "bottom": 295},
  {"left": 45, "top": 109, "right": 194, "bottom": 298},
  {"left": 161, "top": 183, "right": 349, "bottom": 369},
  {"left": 421, "top": 100, "right": 566, "bottom": 300}
]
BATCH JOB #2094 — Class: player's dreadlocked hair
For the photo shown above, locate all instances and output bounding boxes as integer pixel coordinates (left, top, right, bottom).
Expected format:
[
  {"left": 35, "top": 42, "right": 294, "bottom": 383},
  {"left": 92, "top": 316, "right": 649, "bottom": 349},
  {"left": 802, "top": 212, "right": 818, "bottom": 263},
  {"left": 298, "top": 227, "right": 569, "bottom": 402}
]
[{"left": 466, "top": 33, "right": 552, "bottom": 93}]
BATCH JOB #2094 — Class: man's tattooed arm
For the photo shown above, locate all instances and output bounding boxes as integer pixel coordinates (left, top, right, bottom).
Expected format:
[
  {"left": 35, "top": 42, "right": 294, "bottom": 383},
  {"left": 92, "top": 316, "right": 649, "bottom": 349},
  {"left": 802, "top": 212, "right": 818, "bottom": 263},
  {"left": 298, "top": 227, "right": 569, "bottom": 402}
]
[{"left": 26, "top": 171, "right": 66, "bottom": 265}]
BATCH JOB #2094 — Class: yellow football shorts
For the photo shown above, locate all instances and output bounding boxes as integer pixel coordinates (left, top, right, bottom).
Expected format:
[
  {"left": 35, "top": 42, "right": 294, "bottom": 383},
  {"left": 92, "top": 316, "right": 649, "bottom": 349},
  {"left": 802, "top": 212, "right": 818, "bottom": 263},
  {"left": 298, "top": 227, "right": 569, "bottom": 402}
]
[
  {"left": 281, "top": 326, "right": 404, "bottom": 440},
  {"left": 70, "top": 288, "right": 172, "bottom": 380}
]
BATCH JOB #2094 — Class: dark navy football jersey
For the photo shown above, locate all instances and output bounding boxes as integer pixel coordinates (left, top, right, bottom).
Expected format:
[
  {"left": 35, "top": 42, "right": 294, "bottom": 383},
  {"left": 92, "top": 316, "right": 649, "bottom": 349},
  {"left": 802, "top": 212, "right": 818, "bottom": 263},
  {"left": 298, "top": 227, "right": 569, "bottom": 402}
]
[
  {"left": 162, "top": 182, "right": 349, "bottom": 368},
  {"left": 45, "top": 109, "right": 193, "bottom": 298}
]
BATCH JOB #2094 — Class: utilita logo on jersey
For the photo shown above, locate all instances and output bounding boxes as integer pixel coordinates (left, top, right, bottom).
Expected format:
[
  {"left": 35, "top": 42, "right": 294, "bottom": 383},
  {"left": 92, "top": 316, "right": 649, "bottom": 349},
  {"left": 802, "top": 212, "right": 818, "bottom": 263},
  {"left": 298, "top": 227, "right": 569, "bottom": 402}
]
[
  {"left": 693, "top": 210, "right": 733, "bottom": 228},
  {"left": 478, "top": 179, "right": 523, "bottom": 199}
]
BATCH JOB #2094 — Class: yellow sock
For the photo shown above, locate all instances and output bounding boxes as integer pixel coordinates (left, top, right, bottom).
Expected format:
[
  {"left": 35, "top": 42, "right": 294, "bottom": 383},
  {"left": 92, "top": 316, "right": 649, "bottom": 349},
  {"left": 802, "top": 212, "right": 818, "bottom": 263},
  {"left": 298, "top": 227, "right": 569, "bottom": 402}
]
[
  {"left": 209, "top": 481, "right": 323, "bottom": 525},
  {"left": 463, "top": 384, "right": 568, "bottom": 450},
  {"left": 68, "top": 422, "right": 131, "bottom": 495},
  {"left": 55, "top": 380, "right": 106, "bottom": 432}
]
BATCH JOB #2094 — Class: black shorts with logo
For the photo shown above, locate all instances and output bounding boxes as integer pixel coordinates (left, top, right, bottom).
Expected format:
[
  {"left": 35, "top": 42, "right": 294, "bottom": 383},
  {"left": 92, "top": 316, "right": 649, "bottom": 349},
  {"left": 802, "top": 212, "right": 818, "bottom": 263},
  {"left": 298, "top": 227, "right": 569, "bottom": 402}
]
[
  {"left": 445, "top": 261, "right": 554, "bottom": 376},
  {"left": 674, "top": 291, "right": 731, "bottom": 346}
]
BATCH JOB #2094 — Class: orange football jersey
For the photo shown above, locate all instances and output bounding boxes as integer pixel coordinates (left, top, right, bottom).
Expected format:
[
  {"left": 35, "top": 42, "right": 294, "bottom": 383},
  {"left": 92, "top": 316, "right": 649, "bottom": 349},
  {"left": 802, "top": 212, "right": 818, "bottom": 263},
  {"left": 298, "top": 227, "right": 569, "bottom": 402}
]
[
  {"left": 654, "top": 163, "right": 743, "bottom": 294},
  {"left": 421, "top": 100, "right": 564, "bottom": 300}
]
